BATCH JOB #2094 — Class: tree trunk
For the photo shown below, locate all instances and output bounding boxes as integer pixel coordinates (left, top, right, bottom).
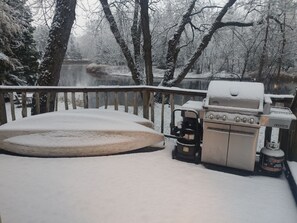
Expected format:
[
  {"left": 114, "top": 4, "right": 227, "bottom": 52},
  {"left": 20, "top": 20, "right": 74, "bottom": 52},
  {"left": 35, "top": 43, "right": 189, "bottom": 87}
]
[
  {"left": 167, "top": 0, "right": 238, "bottom": 86},
  {"left": 241, "top": 50, "right": 250, "bottom": 80},
  {"left": 140, "top": 0, "right": 153, "bottom": 85},
  {"left": 100, "top": 0, "right": 144, "bottom": 85},
  {"left": 38, "top": 0, "right": 76, "bottom": 87},
  {"left": 277, "top": 12, "right": 286, "bottom": 79},
  {"left": 131, "top": 0, "right": 142, "bottom": 77},
  {"left": 258, "top": 2, "right": 271, "bottom": 82},
  {"left": 161, "top": 0, "right": 197, "bottom": 86},
  {"left": 34, "top": 0, "right": 76, "bottom": 114}
]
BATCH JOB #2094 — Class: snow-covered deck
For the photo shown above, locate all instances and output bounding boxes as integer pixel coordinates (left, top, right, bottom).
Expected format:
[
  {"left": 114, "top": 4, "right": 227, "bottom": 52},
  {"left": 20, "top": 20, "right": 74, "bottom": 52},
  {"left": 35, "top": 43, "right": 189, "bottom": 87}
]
[
  {"left": 0, "top": 139, "right": 296, "bottom": 223},
  {"left": 0, "top": 99, "right": 297, "bottom": 222}
]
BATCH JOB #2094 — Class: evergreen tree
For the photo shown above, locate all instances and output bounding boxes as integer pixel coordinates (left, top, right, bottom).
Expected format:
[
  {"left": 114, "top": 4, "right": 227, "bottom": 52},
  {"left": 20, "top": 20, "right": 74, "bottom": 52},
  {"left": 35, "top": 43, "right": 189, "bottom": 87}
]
[
  {"left": 0, "top": 0, "right": 39, "bottom": 85},
  {"left": 0, "top": 0, "right": 19, "bottom": 84}
]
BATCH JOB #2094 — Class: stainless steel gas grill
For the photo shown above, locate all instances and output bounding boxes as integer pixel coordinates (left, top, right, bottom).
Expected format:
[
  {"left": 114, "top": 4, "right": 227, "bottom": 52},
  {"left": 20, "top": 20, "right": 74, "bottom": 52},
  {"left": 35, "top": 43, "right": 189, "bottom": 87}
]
[
  {"left": 201, "top": 81, "right": 265, "bottom": 171},
  {"left": 169, "top": 80, "right": 296, "bottom": 172}
]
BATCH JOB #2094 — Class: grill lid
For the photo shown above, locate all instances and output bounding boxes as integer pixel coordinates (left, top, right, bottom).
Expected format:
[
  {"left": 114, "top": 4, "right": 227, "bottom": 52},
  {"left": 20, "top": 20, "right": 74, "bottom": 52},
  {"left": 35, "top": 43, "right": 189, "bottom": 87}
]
[{"left": 203, "top": 80, "right": 264, "bottom": 113}]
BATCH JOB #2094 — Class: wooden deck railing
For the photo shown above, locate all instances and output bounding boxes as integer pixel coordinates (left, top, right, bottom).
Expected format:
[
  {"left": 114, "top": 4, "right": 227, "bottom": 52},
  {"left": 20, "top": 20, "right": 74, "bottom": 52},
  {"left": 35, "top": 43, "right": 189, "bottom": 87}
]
[
  {"left": 0, "top": 85, "right": 296, "bottom": 160},
  {"left": 0, "top": 86, "right": 207, "bottom": 133}
]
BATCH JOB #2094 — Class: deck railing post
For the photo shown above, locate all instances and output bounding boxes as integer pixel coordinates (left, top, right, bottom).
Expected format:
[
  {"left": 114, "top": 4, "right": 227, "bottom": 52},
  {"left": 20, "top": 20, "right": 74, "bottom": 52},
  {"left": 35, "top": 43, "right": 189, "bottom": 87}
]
[
  {"left": 114, "top": 92, "right": 119, "bottom": 111},
  {"left": 64, "top": 92, "right": 69, "bottom": 110},
  {"left": 95, "top": 92, "right": 99, "bottom": 109},
  {"left": 83, "top": 92, "right": 88, "bottom": 108},
  {"left": 124, "top": 92, "right": 128, "bottom": 112},
  {"left": 72, "top": 92, "right": 77, "bottom": 109},
  {"left": 21, "top": 92, "right": 27, "bottom": 117},
  {"left": 279, "top": 88, "right": 297, "bottom": 161},
  {"left": 287, "top": 88, "right": 297, "bottom": 161},
  {"left": 161, "top": 93, "right": 165, "bottom": 134},
  {"left": 170, "top": 94, "right": 175, "bottom": 114},
  {"left": 150, "top": 92, "right": 155, "bottom": 123},
  {"left": 46, "top": 92, "right": 51, "bottom": 112},
  {"left": 0, "top": 92, "right": 7, "bottom": 125},
  {"left": 133, "top": 92, "right": 138, "bottom": 115},
  {"left": 9, "top": 93, "right": 16, "bottom": 121},
  {"left": 105, "top": 92, "right": 108, "bottom": 109},
  {"left": 35, "top": 92, "right": 41, "bottom": 114},
  {"left": 142, "top": 90, "right": 149, "bottom": 119}
]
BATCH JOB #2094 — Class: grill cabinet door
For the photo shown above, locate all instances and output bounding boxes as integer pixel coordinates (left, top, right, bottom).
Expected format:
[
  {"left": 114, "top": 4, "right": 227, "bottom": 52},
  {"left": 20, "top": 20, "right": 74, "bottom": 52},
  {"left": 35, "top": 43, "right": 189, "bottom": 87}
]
[
  {"left": 202, "top": 122, "right": 230, "bottom": 166},
  {"left": 227, "top": 125, "right": 259, "bottom": 171}
]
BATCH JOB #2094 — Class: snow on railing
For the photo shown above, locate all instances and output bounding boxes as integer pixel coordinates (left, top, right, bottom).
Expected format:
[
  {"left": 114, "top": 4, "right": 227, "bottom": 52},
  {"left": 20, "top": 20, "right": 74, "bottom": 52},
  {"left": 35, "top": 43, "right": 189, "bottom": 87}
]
[
  {"left": 0, "top": 85, "right": 296, "bottom": 161},
  {"left": 0, "top": 85, "right": 207, "bottom": 133}
]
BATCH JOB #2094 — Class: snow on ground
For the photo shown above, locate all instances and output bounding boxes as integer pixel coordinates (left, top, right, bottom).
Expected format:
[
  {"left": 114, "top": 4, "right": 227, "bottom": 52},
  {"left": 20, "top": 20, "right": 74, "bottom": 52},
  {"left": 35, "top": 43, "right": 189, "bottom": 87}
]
[
  {"left": 1, "top": 101, "right": 297, "bottom": 223},
  {"left": 0, "top": 139, "right": 297, "bottom": 223}
]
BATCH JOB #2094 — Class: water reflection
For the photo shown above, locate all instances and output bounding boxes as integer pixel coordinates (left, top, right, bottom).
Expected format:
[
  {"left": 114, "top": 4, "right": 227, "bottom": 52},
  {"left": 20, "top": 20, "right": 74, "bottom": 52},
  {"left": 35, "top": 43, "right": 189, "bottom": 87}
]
[
  {"left": 59, "top": 64, "right": 295, "bottom": 94},
  {"left": 59, "top": 64, "right": 211, "bottom": 107},
  {"left": 59, "top": 64, "right": 211, "bottom": 89}
]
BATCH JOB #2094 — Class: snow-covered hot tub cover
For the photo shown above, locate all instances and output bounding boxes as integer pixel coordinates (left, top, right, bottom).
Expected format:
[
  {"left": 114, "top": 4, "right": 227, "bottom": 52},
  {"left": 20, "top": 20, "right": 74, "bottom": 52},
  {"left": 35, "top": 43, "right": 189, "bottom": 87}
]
[{"left": 0, "top": 109, "right": 164, "bottom": 157}]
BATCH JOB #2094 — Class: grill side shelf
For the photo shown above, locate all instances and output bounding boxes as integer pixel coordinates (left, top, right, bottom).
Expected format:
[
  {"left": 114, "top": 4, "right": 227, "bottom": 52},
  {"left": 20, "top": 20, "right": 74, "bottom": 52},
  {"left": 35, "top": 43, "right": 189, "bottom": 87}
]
[{"left": 260, "top": 107, "right": 296, "bottom": 129}]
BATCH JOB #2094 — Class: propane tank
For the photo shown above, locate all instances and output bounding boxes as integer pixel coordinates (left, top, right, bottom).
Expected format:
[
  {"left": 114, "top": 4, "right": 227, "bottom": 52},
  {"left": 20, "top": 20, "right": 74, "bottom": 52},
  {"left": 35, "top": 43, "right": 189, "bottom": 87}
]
[{"left": 260, "top": 141, "right": 285, "bottom": 176}]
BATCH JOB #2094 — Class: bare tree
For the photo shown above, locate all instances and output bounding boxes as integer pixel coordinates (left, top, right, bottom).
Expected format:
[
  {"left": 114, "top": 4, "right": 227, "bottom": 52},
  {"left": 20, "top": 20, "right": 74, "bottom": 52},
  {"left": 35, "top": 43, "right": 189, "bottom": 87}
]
[
  {"left": 161, "top": 0, "right": 197, "bottom": 86},
  {"left": 131, "top": 0, "right": 142, "bottom": 75},
  {"left": 257, "top": 1, "right": 271, "bottom": 81},
  {"left": 140, "top": 0, "right": 153, "bottom": 85},
  {"left": 38, "top": 0, "right": 77, "bottom": 86},
  {"left": 164, "top": 0, "right": 264, "bottom": 87},
  {"left": 276, "top": 11, "right": 287, "bottom": 79},
  {"left": 33, "top": 0, "right": 77, "bottom": 113},
  {"left": 86, "top": 0, "right": 297, "bottom": 89},
  {"left": 99, "top": 0, "right": 144, "bottom": 85},
  {"left": 231, "top": 28, "right": 262, "bottom": 79}
]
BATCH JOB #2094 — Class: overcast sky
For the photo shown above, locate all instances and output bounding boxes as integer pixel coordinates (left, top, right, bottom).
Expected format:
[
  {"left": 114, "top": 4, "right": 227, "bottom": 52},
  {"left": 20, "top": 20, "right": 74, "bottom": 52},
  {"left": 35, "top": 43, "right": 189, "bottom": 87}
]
[
  {"left": 28, "top": 0, "right": 100, "bottom": 36},
  {"left": 74, "top": 0, "right": 100, "bottom": 35}
]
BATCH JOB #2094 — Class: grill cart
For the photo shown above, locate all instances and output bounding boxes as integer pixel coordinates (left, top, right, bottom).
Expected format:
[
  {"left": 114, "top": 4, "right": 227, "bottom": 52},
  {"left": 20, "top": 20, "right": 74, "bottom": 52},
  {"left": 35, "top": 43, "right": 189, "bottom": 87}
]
[
  {"left": 201, "top": 81, "right": 264, "bottom": 172},
  {"left": 202, "top": 80, "right": 296, "bottom": 172},
  {"left": 168, "top": 81, "right": 296, "bottom": 174},
  {"left": 170, "top": 101, "right": 204, "bottom": 164}
]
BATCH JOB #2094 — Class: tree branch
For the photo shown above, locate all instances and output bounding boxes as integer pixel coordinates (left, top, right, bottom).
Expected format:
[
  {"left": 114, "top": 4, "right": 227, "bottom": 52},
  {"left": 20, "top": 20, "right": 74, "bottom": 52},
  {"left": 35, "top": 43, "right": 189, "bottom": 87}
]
[
  {"left": 219, "top": 21, "right": 256, "bottom": 28},
  {"left": 167, "top": 0, "right": 238, "bottom": 86},
  {"left": 189, "top": 21, "right": 202, "bottom": 31},
  {"left": 190, "top": 5, "right": 223, "bottom": 16},
  {"left": 268, "top": 15, "right": 293, "bottom": 31},
  {"left": 189, "top": 21, "right": 209, "bottom": 32}
]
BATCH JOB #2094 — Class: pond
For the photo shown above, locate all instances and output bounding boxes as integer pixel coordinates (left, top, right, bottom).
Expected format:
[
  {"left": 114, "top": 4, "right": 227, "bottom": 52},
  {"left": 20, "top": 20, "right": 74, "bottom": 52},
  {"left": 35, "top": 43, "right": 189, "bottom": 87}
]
[
  {"left": 59, "top": 64, "right": 210, "bottom": 90},
  {"left": 59, "top": 63, "right": 212, "bottom": 106},
  {"left": 59, "top": 63, "right": 296, "bottom": 95}
]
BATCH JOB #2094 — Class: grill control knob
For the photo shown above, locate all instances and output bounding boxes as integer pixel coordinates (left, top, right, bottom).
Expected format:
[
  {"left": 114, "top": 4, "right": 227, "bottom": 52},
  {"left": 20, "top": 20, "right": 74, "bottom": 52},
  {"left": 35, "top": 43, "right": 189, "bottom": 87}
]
[
  {"left": 249, "top": 118, "right": 255, "bottom": 124},
  {"left": 209, "top": 114, "right": 214, "bottom": 119},
  {"left": 242, "top": 117, "right": 247, "bottom": 123},
  {"left": 222, "top": 115, "right": 227, "bottom": 121},
  {"left": 216, "top": 115, "right": 220, "bottom": 120},
  {"left": 235, "top": 116, "right": 241, "bottom": 122}
]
